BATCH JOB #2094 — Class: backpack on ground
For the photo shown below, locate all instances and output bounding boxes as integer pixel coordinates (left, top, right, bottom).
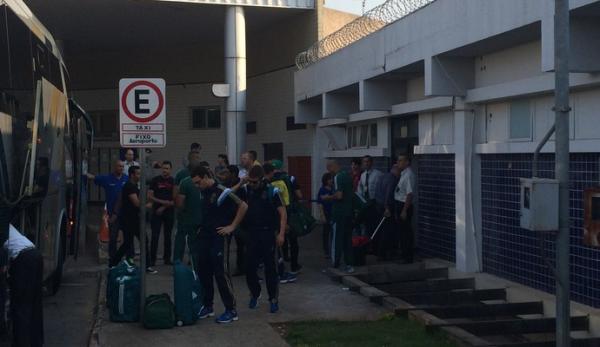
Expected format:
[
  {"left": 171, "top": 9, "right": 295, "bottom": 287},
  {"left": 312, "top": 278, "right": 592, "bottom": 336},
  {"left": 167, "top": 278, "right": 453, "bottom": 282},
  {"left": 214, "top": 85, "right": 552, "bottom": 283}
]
[
  {"left": 173, "top": 261, "right": 202, "bottom": 326},
  {"left": 108, "top": 265, "right": 141, "bottom": 322},
  {"left": 143, "top": 294, "right": 176, "bottom": 329},
  {"left": 106, "top": 259, "right": 136, "bottom": 308},
  {"left": 288, "top": 203, "right": 317, "bottom": 238}
]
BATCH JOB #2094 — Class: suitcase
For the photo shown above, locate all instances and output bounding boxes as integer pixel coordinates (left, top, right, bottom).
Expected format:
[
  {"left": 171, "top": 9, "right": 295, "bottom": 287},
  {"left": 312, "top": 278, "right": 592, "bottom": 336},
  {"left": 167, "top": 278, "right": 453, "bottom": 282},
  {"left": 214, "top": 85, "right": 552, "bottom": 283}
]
[
  {"left": 143, "top": 294, "right": 176, "bottom": 329},
  {"left": 106, "top": 259, "right": 135, "bottom": 307},
  {"left": 173, "top": 261, "right": 202, "bottom": 326},
  {"left": 108, "top": 267, "right": 141, "bottom": 322}
]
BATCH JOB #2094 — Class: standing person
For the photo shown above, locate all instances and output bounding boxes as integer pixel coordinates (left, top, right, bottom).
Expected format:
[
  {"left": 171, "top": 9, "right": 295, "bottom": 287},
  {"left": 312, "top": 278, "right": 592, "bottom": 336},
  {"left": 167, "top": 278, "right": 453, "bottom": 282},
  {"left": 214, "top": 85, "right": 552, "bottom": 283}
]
[
  {"left": 248, "top": 150, "right": 261, "bottom": 167},
  {"left": 394, "top": 155, "right": 416, "bottom": 264},
  {"left": 175, "top": 161, "right": 203, "bottom": 269},
  {"left": 263, "top": 163, "right": 296, "bottom": 284},
  {"left": 351, "top": 158, "right": 362, "bottom": 192},
  {"left": 123, "top": 149, "right": 140, "bottom": 174},
  {"left": 182, "top": 143, "right": 202, "bottom": 169},
  {"left": 270, "top": 160, "right": 303, "bottom": 275},
  {"left": 148, "top": 161, "right": 175, "bottom": 266},
  {"left": 3, "top": 224, "right": 43, "bottom": 347},
  {"left": 239, "top": 165, "right": 287, "bottom": 313},
  {"left": 113, "top": 166, "right": 155, "bottom": 273},
  {"left": 173, "top": 151, "right": 201, "bottom": 263},
  {"left": 357, "top": 155, "right": 383, "bottom": 237},
  {"left": 86, "top": 160, "right": 128, "bottom": 267},
  {"left": 237, "top": 152, "right": 253, "bottom": 179},
  {"left": 373, "top": 165, "right": 400, "bottom": 260},
  {"left": 215, "top": 154, "right": 229, "bottom": 176},
  {"left": 317, "top": 172, "right": 334, "bottom": 258},
  {"left": 322, "top": 160, "right": 354, "bottom": 273},
  {"left": 191, "top": 166, "right": 248, "bottom": 324}
]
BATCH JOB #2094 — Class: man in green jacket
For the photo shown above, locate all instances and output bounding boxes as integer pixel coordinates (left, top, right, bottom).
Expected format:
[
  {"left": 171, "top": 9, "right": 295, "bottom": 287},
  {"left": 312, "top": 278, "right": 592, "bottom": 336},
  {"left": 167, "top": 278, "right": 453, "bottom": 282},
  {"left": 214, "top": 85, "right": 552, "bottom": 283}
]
[
  {"left": 173, "top": 151, "right": 201, "bottom": 264},
  {"left": 323, "top": 159, "right": 354, "bottom": 273}
]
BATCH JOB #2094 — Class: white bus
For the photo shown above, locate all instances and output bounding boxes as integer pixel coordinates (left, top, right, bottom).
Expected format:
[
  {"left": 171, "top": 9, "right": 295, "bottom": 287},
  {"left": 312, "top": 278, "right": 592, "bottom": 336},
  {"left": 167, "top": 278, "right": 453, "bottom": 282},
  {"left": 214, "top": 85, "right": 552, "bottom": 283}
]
[{"left": 0, "top": 0, "right": 94, "bottom": 294}]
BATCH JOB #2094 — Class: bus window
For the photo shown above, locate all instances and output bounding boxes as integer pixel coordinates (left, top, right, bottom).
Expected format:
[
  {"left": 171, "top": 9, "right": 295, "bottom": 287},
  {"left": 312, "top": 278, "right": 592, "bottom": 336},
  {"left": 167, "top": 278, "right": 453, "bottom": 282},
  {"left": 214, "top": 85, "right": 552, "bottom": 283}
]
[
  {"left": 7, "top": 8, "right": 33, "bottom": 98},
  {"left": 0, "top": 7, "right": 9, "bottom": 91}
]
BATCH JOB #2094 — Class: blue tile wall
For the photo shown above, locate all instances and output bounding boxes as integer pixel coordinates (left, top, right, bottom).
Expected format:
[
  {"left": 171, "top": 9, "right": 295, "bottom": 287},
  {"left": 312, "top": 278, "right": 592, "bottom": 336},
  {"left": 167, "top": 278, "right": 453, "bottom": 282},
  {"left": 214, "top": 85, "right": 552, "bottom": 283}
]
[
  {"left": 416, "top": 154, "right": 456, "bottom": 262},
  {"left": 481, "top": 153, "right": 600, "bottom": 308}
]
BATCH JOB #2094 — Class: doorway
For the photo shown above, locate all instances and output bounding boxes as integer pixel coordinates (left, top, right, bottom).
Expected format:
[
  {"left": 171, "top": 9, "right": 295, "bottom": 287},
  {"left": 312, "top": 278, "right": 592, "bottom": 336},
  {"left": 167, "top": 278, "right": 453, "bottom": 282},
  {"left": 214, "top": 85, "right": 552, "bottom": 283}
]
[{"left": 263, "top": 142, "right": 283, "bottom": 162}]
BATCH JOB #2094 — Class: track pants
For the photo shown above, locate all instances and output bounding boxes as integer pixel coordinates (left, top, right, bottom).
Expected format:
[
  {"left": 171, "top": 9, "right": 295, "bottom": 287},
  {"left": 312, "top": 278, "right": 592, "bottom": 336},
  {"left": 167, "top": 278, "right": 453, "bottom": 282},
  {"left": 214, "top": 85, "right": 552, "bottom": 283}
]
[
  {"left": 173, "top": 223, "right": 200, "bottom": 268},
  {"left": 245, "top": 228, "right": 279, "bottom": 302},
  {"left": 331, "top": 216, "right": 353, "bottom": 268},
  {"left": 150, "top": 211, "right": 174, "bottom": 265},
  {"left": 10, "top": 248, "right": 43, "bottom": 347},
  {"left": 197, "top": 235, "right": 236, "bottom": 311}
]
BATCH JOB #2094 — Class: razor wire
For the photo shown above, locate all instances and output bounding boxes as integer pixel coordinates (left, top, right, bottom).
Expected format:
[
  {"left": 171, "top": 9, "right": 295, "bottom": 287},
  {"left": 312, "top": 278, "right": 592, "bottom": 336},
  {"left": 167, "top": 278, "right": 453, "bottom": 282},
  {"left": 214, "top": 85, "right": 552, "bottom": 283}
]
[{"left": 296, "top": 0, "right": 436, "bottom": 70}]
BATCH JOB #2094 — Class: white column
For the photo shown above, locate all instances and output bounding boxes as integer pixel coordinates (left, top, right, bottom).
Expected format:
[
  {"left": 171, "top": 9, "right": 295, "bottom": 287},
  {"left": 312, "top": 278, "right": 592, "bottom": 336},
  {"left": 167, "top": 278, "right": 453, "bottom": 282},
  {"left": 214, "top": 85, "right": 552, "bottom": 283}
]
[
  {"left": 225, "top": 6, "right": 247, "bottom": 164},
  {"left": 454, "top": 97, "right": 482, "bottom": 273}
]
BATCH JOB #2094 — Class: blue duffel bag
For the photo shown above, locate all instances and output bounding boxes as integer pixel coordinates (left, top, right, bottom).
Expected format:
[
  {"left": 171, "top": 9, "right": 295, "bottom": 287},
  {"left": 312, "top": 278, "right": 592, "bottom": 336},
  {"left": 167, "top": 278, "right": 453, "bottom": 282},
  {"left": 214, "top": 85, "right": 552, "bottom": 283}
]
[
  {"left": 173, "top": 261, "right": 202, "bottom": 326},
  {"left": 108, "top": 264, "right": 141, "bottom": 322}
]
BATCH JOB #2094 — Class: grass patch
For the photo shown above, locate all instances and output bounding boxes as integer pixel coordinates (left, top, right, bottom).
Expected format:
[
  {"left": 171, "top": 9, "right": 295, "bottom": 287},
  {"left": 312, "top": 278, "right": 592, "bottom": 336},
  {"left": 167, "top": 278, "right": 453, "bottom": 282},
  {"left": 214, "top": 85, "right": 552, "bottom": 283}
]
[{"left": 279, "top": 315, "right": 457, "bottom": 347}]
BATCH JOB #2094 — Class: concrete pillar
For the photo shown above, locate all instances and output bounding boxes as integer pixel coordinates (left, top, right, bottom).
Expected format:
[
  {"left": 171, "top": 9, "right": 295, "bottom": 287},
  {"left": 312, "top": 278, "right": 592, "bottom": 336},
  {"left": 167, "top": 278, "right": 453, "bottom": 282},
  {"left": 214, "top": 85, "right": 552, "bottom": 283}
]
[
  {"left": 225, "top": 6, "right": 247, "bottom": 164},
  {"left": 454, "top": 97, "right": 482, "bottom": 273}
]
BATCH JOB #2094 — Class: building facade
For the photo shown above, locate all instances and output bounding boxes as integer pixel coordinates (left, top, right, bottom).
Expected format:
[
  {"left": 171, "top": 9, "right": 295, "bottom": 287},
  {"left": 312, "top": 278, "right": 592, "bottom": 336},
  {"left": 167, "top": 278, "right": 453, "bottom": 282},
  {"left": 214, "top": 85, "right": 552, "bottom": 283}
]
[{"left": 295, "top": 0, "right": 600, "bottom": 308}]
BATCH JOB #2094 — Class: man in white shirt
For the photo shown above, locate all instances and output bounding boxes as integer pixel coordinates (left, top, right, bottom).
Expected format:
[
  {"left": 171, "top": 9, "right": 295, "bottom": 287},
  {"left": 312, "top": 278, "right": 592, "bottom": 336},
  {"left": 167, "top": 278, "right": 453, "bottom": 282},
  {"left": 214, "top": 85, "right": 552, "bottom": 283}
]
[
  {"left": 357, "top": 155, "right": 383, "bottom": 238},
  {"left": 394, "top": 154, "right": 416, "bottom": 263},
  {"left": 3, "top": 224, "right": 43, "bottom": 346},
  {"left": 123, "top": 149, "right": 140, "bottom": 174}
]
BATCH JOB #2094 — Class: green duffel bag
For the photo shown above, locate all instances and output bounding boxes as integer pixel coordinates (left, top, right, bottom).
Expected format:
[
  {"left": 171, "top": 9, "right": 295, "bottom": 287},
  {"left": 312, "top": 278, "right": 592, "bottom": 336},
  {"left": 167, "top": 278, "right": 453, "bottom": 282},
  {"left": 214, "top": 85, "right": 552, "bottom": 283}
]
[
  {"left": 143, "top": 294, "right": 176, "bottom": 329},
  {"left": 288, "top": 203, "right": 317, "bottom": 237}
]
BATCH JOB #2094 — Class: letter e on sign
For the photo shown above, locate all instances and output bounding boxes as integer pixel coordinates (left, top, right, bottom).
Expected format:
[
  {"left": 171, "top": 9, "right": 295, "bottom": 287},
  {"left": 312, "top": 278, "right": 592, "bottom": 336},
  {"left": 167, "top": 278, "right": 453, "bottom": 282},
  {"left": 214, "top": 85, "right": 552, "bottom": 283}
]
[{"left": 119, "top": 78, "right": 166, "bottom": 148}]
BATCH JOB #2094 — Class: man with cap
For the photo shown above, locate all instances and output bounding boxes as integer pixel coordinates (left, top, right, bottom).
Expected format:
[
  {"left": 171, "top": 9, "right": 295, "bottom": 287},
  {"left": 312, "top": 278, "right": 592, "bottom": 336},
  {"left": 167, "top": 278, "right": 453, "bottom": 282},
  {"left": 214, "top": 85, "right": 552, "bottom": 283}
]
[{"left": 238, "top": 165, "right": 287, "bottom": 313}]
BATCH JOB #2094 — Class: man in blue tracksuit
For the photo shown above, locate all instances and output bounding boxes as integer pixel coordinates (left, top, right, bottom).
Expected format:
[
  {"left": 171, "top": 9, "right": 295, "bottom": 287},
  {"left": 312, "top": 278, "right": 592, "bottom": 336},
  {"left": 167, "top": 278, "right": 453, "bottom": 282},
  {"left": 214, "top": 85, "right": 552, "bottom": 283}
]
[
  {"left": 238, "top": 165, "right": 287, "bottom": 313},
  {"left": 191, "top": 166, "right": 248, "bottom": 324}
]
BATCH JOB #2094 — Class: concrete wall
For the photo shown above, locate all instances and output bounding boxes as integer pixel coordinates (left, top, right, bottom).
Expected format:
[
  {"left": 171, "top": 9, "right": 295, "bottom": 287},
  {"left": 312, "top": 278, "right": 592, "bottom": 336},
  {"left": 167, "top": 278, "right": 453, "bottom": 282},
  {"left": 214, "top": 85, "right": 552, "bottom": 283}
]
[
  {"left": 321, "top": 8, "right": 358, "bottom": 37},
  {"left": 474, "top": 41, "right": 543, "bottom": 88}
]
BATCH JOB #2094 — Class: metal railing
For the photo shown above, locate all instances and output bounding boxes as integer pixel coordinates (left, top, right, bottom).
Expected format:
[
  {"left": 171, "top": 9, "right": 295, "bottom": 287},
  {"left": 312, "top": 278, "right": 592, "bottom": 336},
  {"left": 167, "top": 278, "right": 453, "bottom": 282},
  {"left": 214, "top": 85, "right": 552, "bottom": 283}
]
[{"left": 295, "top": 0, "right": 436, "bottom": 70}]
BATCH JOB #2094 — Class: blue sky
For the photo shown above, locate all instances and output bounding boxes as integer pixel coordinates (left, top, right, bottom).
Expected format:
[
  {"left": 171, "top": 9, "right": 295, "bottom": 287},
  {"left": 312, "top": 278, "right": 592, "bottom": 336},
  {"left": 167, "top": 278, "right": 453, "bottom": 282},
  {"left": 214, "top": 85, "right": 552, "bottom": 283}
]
[{"left": 324, "top": 0, "right": 388, "bottom": 15}]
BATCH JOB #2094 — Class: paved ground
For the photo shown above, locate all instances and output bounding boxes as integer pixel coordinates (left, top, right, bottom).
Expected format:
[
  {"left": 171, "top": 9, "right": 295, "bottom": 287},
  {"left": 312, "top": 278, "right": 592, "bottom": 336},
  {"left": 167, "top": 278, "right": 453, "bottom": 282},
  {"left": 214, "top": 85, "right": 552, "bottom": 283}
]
[{"left": 94, "top": 229, "right": 388, "bottom": 347}]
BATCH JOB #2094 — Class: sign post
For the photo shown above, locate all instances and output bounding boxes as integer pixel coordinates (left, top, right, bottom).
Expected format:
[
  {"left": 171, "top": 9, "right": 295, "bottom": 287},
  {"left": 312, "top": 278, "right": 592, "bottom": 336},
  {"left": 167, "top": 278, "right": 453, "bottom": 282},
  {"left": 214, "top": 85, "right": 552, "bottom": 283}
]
[{"left": 119, "top": 78, "right": 166, "bottom": 319}]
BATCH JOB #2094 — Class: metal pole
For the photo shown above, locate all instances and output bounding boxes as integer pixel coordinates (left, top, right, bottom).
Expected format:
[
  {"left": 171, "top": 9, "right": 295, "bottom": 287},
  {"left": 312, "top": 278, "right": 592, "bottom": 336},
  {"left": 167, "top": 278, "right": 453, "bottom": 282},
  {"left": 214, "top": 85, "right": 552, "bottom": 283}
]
[
  {"left": 139, "top": 149, "right": 147, "bottom": 318},
  {"left": 225, "top": 5, "right": 247, "bottom": 164},
  {"left": 554, "top": 0, "right": 571, "bottom": 345}
]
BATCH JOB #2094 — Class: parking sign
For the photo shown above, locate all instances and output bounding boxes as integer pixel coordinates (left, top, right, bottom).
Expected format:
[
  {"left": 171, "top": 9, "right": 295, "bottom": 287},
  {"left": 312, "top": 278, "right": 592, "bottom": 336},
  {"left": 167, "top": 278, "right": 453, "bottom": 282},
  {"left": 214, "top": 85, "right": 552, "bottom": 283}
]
[{"left": 119, "top": 78, "right": 166, "bottom": 148}]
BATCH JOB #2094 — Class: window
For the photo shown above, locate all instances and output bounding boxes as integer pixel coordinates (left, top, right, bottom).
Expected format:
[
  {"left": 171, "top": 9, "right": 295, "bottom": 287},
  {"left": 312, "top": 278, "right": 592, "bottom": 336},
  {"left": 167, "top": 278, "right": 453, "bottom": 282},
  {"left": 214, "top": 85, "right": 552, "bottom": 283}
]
[
  {"left": 246, "top": 121, "right": 257, "bottom": 134},
  {"left": 286, "top": 116, "right": 306, "bottom": 131},
  {"left": 190, "top": 106, "right": 221, "bottom": 129},
  {"left": 510, "top": 100, "right": 531, "bottom": 139},
  {"left": 89, "top": 110, "right": 118, "bottom": 140},
  {"left": 347, "top": 123, "right": 378, "bottom": 149}
]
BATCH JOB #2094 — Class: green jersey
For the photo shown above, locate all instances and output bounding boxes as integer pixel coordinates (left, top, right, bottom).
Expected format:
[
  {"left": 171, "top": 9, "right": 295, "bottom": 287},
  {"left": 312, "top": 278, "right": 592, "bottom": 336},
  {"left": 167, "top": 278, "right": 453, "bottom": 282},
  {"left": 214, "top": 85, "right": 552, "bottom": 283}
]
[
  {"left": 177, "top": 176, "right": 202, "bottom": 226},
  {"left": 174, "top": 167, "right": 191, "bottom": 185},
  {"left": 332, "top": 170, "right": 353, "bottom": 222}
]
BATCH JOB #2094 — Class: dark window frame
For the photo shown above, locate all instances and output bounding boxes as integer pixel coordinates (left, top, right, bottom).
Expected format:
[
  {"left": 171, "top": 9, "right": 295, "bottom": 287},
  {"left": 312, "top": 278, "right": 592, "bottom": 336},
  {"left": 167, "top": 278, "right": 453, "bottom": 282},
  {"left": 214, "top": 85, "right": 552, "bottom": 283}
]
[
  {"left": 286, "top": 116, "right": 306, "bottom": 131},
  {"left": 190, "top": 106, "right": 222, "bottom": 130}
]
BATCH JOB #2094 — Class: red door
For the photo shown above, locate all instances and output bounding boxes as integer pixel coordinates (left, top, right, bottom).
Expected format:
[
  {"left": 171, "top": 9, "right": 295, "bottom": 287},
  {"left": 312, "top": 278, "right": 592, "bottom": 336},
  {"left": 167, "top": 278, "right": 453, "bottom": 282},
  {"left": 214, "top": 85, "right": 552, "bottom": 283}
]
[{"left": 287, "top": 156, "right": 312, "bottom": 206}]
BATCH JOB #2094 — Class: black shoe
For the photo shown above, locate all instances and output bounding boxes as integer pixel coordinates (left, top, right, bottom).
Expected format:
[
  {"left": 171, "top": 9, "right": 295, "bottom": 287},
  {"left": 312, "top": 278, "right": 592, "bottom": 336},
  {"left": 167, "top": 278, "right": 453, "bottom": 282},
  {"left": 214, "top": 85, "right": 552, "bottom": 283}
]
[{"left": 290, "top": 264, "right": 303, "bottom": 275}]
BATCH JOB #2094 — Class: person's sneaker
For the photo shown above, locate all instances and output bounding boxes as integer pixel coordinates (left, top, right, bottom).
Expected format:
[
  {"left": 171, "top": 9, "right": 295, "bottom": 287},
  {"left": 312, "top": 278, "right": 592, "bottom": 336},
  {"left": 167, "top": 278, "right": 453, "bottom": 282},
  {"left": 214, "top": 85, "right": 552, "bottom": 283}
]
[
  {"left": 289, "top": 264, "right": 303, "bottom": 275},
  {"left": 279, "top": 272, "right": 297, "bottom": 284},
  {"left": 248, "top": 295, "right": 261, "bottom": 309},
  {"left": 269, "top": 300, "right": 279, "bottom": 314},
  {"left": 216, "top": 310, "right": 239, "bottom": 324},
  {"left": 344, "top": 265, "right": 355, "bottom": 274},
  {"left": 146, "top": 267, "right": 158, "bottom": 274},
  {"left": 198, "top": 306, "right": 214, "bottom": 319}
]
